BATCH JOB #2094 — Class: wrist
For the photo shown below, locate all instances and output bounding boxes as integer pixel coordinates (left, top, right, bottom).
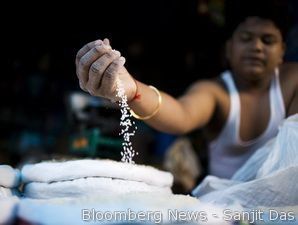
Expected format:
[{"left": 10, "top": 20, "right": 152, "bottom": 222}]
[
  {"left": 128, "top": 79, "right": 140, "bottom": 103},
  {"left": 129, "top": 85, "right": 162, "bottom": 120}
]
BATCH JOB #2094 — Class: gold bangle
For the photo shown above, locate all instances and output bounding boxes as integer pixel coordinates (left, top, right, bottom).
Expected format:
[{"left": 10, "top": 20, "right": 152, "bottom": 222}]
[{"left": 130, "top": 85, "right": 162, "bottom": 120}]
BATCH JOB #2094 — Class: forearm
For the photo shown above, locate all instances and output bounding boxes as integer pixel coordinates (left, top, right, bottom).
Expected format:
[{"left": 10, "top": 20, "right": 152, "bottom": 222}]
[{"left": 128, "top": 81, "right": 193, "bottom": 134}]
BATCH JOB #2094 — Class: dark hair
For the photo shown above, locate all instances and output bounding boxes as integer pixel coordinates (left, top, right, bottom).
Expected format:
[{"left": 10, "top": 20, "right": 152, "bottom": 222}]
[{"left": 224, "top": 0, "right": 291, "bottom": 40}]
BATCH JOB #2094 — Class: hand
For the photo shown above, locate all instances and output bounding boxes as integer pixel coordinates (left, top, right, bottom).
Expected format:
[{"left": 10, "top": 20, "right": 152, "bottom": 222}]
[{"left": 75, "top": 38, "right": 137, "bottom": 102}]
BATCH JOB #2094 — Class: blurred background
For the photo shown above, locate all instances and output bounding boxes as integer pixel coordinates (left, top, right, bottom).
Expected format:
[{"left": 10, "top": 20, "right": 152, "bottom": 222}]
[{"left": 1, "top": 0, "right": 297, "bottom": 193}]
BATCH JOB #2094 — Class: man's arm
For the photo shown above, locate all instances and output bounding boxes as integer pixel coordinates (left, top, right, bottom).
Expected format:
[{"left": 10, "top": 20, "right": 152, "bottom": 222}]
[
  {"left": 287, "top": 63, "right": 298, "bottom": 116},
  {"left": 75, "top": 39, "right": 217, "bottom": 135},
  {"left": 281, "top": 63, "right": 298, "bottom": 116},
  {"left": 129, "top": 80, "right": 217, "bottom": 135}
]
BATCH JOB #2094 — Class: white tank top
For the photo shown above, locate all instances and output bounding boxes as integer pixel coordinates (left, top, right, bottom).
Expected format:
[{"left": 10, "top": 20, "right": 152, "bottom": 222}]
[{"left": 208, "top": 69, "right": 285, "bottom": 179}]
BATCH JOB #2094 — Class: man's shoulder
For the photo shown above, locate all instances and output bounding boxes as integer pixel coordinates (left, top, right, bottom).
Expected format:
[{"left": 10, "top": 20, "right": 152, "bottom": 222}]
[
  {"left": 188, "top": 73, "right": 227, "bottom": 93},
  {"left": 279, "top": 62, "right": 298, "bottom": 92},
  {"left": 184, "top": 77, "right": 228, "bottom": 106},
  {"left": 279, "top": 62, "right": 298, "bottom": 114},
  {"left": 280, "top": 62, "right": 298, "bottom": 80},
  {"left": 186, "top": 79, "right": 226, "bottom": 97}
]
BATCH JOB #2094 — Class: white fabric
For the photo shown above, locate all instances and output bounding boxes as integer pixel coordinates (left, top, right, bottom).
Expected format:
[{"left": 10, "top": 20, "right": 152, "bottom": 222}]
[
  {"left": 231, "top": 138, "right": 276, "bottom": 182},
  {"left": 192, "top": 114, "right": 298, "bottom": 209},
  {"left": 0, "top": 166, "right": 21, "bottom": 224},
  {"left": 0, "top": 186, "right": 15, "bottom": 198},
  {"left": 256, "top": 114, "right": 298, "bottom": 178},
  {"left": 0, "top": 196, "right": 19, "bottom": 224},
  {"left": 209, "top": 70, "right": 285, "bottom": 179},
  {"left": 191, "top": 176, "right": 241, "bottom": 198},
  {"left": 233, "top": 113, "right": 298, "bottom": 182},
  {"left": 18, "top": 193, "right": 231, "bottom": 225},
  {"left": 23, "top": 177, "right": 172, "bottom": 199},
  {"left": 21, "top": 159, "right": 173, "bottom": 188},
  {"left": 194, "top": 167, "right": 298, "bottom": 208},
  {"left": 0, "top": 165, "right": 21, "bottom": 188}
]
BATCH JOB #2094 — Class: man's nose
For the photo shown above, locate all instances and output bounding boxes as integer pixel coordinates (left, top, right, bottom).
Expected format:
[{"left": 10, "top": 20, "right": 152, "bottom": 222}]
[{"left": 250, "top": 38, "right": 263, "bottom": 52}]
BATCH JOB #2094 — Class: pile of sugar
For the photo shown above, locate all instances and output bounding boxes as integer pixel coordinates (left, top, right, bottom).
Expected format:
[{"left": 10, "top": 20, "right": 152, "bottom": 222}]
[{"left": 116, "top": 79, "right": 138, "bottom": 163}]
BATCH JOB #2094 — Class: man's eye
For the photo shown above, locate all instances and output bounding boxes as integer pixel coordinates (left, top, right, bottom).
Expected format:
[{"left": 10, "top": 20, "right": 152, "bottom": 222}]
[
  {"left": 262, "top": 36, "right": 276, "bottom": 45},
  {"left": 239, "top": 33, "right": 251, "bottom": 42}
]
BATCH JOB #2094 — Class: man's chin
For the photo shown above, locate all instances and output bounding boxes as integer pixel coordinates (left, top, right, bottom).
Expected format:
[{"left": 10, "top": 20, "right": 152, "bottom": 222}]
[
  {"left": 240, "top": 70, "right": 269, "bottom": 83},
  {"left": 243, "top": 66, "right": 265, "bottom": 77}
]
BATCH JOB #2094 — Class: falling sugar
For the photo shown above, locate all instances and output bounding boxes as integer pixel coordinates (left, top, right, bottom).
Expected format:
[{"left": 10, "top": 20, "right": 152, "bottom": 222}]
[{"left": 116, "top": 78, "right": 138, "bottom": 163}]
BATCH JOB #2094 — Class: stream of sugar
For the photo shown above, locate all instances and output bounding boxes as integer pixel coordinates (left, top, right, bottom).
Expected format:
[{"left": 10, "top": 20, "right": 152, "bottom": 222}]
[{"left": 116, "top": 79, "right": 138, "bottom": 163}]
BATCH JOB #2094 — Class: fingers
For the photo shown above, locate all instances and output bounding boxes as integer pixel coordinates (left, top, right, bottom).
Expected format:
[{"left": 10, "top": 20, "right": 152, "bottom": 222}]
[
  {"left": 76, "top": 38, "right": 129, "bottom": 101},
  {"left": 76, "top": 38, "right": 111, "bottom": 66},
  {"left": 100, "top": 56, "right": 126, "bottom": 99},
  {"left": 103, "top": 38, "right": 110, "bottom": 45},
  {"left": 75, "top": 39, "right": 103, "bottom": 67},
  {"left": 86, "top": 50, "right": 121, "bottom": 95},
  {"left": 77, "top": 44, "right": 112, "bottom": 90}
]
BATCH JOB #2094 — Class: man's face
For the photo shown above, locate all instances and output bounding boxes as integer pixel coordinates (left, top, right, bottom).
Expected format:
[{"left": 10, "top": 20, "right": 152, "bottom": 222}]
[{"left": 226, "top": 17, "right": 285, "bottom": 81}]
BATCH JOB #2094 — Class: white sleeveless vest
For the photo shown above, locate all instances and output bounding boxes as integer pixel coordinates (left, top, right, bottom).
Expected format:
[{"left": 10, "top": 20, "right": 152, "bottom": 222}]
[{"left": 208, "top": 70, "right": 285, "bottom": 178}]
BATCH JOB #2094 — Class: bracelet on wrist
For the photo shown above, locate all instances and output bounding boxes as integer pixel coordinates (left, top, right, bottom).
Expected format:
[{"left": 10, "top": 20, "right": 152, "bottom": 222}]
[{"left": 129, "top": 85, "right": 162, "bottom": 120}]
